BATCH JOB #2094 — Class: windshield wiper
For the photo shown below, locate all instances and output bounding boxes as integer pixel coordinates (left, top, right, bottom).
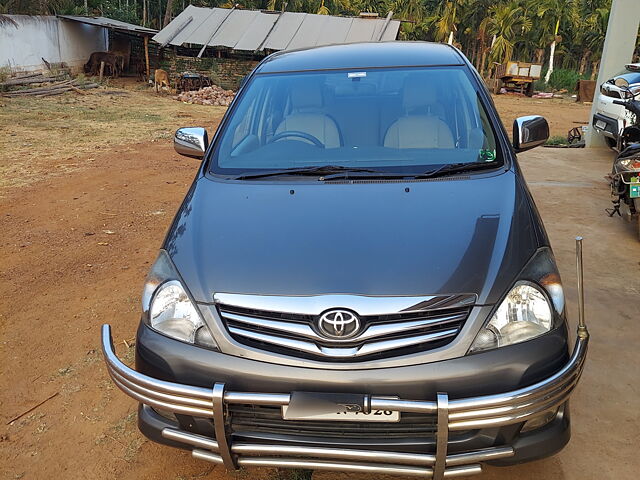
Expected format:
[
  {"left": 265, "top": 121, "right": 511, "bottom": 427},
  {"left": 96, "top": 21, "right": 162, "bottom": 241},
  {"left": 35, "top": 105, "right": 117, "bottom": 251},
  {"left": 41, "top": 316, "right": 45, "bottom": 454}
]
[
  {"left": 320, "top": 161, "right": 498, "bottom": 181},
  {"left": 230, "top": 165, "right": 380, "bottom": 180}
]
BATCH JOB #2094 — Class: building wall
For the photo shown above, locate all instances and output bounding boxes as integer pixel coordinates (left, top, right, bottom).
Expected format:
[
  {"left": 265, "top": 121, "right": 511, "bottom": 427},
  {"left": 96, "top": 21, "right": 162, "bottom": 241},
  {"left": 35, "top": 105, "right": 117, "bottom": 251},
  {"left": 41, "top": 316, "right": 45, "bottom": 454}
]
[
  {"left": 159, "top": 52, "right": 260, "bottom": 90},
  {"left": 0, "top": 15, "right": 107, "bottom": 73}
]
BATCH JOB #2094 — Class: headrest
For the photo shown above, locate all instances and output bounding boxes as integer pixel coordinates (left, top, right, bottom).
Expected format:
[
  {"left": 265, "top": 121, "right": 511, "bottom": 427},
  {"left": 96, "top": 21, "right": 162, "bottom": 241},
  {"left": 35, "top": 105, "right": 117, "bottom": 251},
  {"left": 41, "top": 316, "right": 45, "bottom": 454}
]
[
  {"left": 402, "top": 75, "right": 439, "bottom": 111},
  {"left": 290, "top": 80, "right": 323, "bottom": 110}
]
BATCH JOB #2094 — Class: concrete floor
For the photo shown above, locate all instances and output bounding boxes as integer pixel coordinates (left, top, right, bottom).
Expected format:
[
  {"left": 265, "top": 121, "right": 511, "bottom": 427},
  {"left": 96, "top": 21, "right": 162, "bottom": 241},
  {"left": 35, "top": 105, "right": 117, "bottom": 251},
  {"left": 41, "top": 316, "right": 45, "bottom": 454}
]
[{"left": 314, "top": 146, "right": 640, "bottom": 480}]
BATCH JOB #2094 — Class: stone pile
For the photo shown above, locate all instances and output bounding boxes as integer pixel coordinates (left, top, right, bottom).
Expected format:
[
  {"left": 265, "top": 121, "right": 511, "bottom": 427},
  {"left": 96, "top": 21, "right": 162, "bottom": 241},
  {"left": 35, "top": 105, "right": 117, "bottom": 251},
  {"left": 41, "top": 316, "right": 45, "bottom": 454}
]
[{"left": 174, "top": 85, "right": 235, "bottom": 106}]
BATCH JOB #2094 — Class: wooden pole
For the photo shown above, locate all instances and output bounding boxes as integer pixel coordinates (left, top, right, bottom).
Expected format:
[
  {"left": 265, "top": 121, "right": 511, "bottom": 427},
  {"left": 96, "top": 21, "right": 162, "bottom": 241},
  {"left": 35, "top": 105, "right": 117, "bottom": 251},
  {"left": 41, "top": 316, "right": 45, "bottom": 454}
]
[
  {"left": 144, "top": 36, "right": 150, "bottom": 82},
  {"left": 99, "top": 61, "right": 105, "bottom": 82}
]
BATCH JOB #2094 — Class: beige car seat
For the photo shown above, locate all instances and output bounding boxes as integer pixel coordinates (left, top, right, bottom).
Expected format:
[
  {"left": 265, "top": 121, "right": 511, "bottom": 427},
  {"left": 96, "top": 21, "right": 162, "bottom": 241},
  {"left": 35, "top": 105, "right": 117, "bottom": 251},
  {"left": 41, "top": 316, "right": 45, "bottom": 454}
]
[
  {"left": 275, "top": 82, "right": 341, "bottom": 148},
  {"left": 384, "top": 76, "right": 454, "bottom": 149}
]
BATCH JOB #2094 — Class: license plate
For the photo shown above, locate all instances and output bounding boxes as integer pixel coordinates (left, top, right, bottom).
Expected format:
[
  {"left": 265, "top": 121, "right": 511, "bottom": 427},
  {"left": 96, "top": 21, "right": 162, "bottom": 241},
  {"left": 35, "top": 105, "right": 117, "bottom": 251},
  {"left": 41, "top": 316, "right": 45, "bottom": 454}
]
[
  {"left": 630, "top": 183, "right": 640, "bottom": 198},
  {"left": 282, "top": 392, "right": 400, "bottom": 422},
  {"left": 595, "top": 120, "right": 607, "bottom": 130},
  {"left": 282, "top": 405, "right": 400, "bottom": 422}
]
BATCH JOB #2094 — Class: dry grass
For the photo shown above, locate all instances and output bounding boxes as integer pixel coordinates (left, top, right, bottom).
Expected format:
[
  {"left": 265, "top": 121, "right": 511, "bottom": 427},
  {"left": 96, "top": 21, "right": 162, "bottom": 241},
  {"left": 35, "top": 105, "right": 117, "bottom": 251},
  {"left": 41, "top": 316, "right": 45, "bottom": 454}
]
[{"left": 0, "top": 86, "right": 226, "bottom": 192}]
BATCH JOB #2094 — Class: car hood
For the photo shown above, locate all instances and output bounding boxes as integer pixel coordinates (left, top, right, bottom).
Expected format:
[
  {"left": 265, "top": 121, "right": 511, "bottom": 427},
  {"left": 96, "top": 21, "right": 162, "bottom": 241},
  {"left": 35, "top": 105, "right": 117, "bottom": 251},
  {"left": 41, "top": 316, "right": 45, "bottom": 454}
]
[{"left": 165, "top": 171, "right": 541, "bottom": 305}]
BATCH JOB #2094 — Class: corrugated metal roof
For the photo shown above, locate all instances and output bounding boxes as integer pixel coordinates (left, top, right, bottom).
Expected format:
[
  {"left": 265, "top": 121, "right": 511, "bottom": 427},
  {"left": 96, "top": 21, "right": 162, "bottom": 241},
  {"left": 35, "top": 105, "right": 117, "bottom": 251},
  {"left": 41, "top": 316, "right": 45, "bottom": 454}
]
[
  {"left": 260, "top": 12, "right": 306, "bottom": 51},
  {"left": 152, "top": 6, "right": 400, "bottom": 52},
  {"left": 57, "top": 15, "right": 157, "bottom": 35}
]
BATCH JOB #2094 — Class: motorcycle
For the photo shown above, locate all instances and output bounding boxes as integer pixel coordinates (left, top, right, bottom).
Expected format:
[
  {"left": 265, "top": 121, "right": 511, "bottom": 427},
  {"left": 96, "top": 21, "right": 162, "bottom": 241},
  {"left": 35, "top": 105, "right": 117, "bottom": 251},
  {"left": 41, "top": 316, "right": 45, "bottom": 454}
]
[{"left": 607, "top": 77, "right": 640, "bottom": 240}]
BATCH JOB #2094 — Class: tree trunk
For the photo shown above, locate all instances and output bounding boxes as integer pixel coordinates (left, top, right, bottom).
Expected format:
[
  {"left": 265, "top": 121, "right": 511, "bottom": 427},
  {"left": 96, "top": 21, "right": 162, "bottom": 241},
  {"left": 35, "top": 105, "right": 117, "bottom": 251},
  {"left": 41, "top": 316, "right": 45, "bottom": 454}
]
[
  {"left": 545, "top": 40, "right": 556, "bottom": 83},
  {"left": 478, "top": 33, "right": 488, "bottom": 77},
  {"left": 544, "top": 19, "right": 561, "bottom": 84},
  {"left": 143, "top": 0, "right": 147, "bottom": 26},
  {"left": 163, "top": 0, "right": 172, "bottom": 27},
  {"left": 447, "top": 31, "right": 454, "bottom": 45},
  {"left": 578, "top": 50, "right": 591, "bottom": 76},
  {"left": 479, "top": 48, "right": 487, "bottom": 78},
  {"left": 470, "top": 37, "right": 478, "bottom": 67},
  {"left": 590, "top": 60, "right": 600, "bottom": 81},
  {"left": 535, "top": 48, "right": 544, "bottom": 64},
  {"left": 84, "top": 0, "right": 88, "bottom": 14}
]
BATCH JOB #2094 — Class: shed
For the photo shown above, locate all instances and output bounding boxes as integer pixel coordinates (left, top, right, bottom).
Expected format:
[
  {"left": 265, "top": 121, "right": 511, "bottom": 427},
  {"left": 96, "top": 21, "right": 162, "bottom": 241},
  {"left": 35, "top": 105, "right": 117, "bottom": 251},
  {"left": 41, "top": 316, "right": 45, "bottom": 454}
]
[
  {"left": 58, "top": 15, "right": 157, "bottom": 78},
  {"left": 153, "top": 6, "right": 400, "bottom": 53}
]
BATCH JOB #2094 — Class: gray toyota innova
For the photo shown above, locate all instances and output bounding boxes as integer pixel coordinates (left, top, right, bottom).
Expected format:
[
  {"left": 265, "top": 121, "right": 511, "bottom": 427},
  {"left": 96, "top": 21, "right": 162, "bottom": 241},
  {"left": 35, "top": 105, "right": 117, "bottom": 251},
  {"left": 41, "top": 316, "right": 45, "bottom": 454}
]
[{"left": 102, "top": 42, "right": 589, "bottom": 478}]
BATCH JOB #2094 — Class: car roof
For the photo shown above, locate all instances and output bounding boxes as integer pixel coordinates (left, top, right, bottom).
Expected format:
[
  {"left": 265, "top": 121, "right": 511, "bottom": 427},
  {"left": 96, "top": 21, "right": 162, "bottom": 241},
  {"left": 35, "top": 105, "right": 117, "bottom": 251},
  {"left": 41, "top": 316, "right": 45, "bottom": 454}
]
[{"left": 256, "top": 41, "right": 465, "bottom": 74}]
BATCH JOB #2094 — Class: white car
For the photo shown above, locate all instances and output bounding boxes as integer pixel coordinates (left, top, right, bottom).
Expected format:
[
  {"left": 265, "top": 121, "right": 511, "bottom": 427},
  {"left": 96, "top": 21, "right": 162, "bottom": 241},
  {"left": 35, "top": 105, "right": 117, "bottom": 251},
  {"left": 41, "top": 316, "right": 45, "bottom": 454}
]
[{"left": 593, "top": 63, "right": 640, "bottom": 148}]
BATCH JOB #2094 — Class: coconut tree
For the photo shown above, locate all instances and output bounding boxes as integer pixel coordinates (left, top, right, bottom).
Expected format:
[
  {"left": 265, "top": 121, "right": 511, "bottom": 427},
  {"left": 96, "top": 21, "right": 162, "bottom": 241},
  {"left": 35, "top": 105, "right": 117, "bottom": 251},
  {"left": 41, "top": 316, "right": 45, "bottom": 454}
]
[
  {"left": 537, "top": 0, "right": 576, "bottom": 83},
  {"left": 482, "top": 1, "right": 526, "bottom": 65},
  {"left": 430, "top": 0, "right": 463, "bottom": 45}
]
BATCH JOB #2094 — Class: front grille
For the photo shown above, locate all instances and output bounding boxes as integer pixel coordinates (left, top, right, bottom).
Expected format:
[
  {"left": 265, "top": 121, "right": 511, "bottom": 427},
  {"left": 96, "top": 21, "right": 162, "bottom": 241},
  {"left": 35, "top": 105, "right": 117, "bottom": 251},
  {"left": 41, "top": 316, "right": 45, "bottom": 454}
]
[
  {"left": 229, "top": 404, "right": 438, "bottom": 440},
  {"left": 216, "top": 294, "right": 473, "bottom": 362}
]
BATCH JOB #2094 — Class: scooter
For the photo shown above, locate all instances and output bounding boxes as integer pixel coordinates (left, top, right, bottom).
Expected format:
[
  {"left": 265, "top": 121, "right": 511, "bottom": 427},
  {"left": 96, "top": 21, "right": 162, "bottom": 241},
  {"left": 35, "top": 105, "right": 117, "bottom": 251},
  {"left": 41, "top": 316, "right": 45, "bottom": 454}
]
[{"left": 607, "top": 77, "right": 640, "bottom": 240}]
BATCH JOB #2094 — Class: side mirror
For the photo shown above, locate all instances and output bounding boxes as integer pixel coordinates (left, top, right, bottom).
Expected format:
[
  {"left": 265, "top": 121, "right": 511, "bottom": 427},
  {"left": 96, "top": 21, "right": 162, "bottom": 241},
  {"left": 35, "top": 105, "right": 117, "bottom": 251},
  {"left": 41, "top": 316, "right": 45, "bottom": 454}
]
[
  {"left": 614, "top": 77, "right": 630, "bottom": 88},
  {"left": 513, "top": 115, "right": 549, "bottom": 153},
  {"left": 174, "top": 127, "right": 208, "bottom": 159}
]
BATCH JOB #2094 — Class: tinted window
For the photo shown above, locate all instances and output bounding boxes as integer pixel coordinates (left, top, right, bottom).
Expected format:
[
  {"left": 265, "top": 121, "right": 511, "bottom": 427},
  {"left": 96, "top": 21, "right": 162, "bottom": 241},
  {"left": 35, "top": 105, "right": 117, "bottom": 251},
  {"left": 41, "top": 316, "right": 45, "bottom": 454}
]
[{"left": 210, "top": 67, "right": 500, "bottom": 176}]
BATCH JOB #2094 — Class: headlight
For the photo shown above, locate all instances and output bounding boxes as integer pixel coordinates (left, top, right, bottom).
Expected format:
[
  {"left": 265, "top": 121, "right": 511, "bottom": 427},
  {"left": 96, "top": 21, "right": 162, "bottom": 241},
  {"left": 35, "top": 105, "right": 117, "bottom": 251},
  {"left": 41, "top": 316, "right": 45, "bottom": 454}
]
[
  {"left": 469, "top": 248, "right": 563, "bottom": 354},
  {"left": 149, "top": 280, "right": 205, "bottom": 343},
  {"left": 470, "top": 283, "right": 552, "bottom": 353},
  {"left": 618, "top": 157, "right": 640, "bottom": 169},
  {"left": 142, "top": 251, "right": 218, "bottom": 350}
]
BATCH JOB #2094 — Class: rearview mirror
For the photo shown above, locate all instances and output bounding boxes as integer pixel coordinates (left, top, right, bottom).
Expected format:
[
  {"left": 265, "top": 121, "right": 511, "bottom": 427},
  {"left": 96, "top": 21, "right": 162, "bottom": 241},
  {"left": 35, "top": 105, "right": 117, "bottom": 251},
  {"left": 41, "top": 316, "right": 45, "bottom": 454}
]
[
  {"left": 614, "top": 77, "right": 630, "bottom": 89},
  {"left": 174, "top": 127, "right": 209, "bottom": 159},
  {"left": 513, "top": 115, "right": 549, "bottom": 153}
]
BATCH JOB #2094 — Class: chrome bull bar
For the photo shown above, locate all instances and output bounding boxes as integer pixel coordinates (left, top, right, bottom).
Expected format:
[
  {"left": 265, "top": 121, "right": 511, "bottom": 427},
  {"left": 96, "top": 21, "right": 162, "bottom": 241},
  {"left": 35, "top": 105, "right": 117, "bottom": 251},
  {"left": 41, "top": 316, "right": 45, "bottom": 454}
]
[
  {"left": 101, "top": 238, "right": 590, "bottom": 478},
  {"left": 101, "top": 323, "right": 588, "bottom": 478}
]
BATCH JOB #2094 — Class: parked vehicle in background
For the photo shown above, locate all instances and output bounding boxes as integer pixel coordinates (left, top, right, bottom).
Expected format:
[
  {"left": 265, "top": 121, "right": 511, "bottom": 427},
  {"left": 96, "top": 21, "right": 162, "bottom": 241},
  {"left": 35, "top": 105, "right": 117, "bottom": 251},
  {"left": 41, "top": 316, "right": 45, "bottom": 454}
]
[
  {"left": 607, "top": 76, "right": 640, "bottom": 240},
  {"left": 493, "top": 60, "right": 542, "bottom": 96},
  {"left": 101, "top": 42, "right": 589, "bottom": 479},
  {"left": 593, "top": 63, "right": 640, "bottom": 149}
]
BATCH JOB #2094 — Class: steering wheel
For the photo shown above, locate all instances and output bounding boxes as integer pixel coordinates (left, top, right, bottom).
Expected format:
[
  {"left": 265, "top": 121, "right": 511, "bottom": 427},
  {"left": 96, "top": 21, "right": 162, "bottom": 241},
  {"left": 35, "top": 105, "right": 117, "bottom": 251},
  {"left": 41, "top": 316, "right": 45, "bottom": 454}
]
[{"left": 270, "top": 130, "right": 324, "bottom": 148}]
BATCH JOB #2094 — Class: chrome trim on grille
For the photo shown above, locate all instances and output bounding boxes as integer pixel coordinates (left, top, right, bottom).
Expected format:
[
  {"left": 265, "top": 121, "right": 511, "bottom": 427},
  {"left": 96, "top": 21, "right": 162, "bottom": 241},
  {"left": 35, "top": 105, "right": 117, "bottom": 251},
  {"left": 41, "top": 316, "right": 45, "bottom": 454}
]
[
  {"left": 224, "top": 310, "right": 467, "bottom": 344},
  {"left": 213, "top": 293, "right": 477, "bottom": 316},
  {"left": 228, "top": 324, "right": 459, "bottom": 358},
  {"left": 217, "top": 295, "right": 471, "bottom": 360}
]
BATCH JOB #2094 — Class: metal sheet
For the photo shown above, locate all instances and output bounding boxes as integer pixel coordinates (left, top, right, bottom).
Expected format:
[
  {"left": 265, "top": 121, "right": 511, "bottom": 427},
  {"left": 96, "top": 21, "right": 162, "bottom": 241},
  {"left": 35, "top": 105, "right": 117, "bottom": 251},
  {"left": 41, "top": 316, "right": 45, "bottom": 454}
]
[
  {"left": 261, "top": 12, "right": 306, "bottom": 51},
  {"left": 58, "top": 15, "right": 157, "bottom": 35},
  {"left": 286, "top": 14, "right": 332, "bottom": 50},
  {"left": 186, "top": 8, "right": 230, "bottom": 46},
  {"left": 345, "top": 18, "right": 378, "bottom": 43},
  {"left": 154, "top": 7, "right": 400, "bottom": 52},
  {"left": 153, "top": 5, "right": 215, "bottom": 46},
  {"left": 207, "top": 10, "right": 257, "bottom": 48},
  {"left": 234, "top": 13, "right": 279, "bottom": 51},
  {"left": 381, "top": 21, "right": 401, "bottom": 41},
  {"left": 315, "top": 16, "right": 352, "bottom": 46}
]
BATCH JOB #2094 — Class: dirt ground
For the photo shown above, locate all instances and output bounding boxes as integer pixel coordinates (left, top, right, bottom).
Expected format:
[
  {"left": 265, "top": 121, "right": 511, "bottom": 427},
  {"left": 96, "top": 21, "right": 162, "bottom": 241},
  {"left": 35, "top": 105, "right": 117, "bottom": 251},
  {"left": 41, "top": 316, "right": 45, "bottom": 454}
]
[{"left": 0, "top": 86, "right": 637, "bottom": 480}]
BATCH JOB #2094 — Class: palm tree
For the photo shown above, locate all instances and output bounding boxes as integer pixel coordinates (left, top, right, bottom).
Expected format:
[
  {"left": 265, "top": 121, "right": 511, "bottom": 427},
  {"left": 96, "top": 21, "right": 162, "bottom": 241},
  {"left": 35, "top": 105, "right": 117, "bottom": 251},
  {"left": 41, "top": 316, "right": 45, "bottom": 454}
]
[
  {"left": 537, "top": 0, "right": 575, "bottom": 83},
  {"left": 482, "top": 1, "right": 525, "bottom": 65},
  {"left": 430, "top": 0, "right": 463, "bottom": 45}
]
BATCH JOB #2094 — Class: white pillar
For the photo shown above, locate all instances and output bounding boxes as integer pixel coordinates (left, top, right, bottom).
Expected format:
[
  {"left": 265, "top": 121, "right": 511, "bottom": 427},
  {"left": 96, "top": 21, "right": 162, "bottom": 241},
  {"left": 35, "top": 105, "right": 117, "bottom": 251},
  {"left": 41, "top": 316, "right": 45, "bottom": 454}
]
[{"left": 585, "top": 0, "right": 640, "bottom": 147}]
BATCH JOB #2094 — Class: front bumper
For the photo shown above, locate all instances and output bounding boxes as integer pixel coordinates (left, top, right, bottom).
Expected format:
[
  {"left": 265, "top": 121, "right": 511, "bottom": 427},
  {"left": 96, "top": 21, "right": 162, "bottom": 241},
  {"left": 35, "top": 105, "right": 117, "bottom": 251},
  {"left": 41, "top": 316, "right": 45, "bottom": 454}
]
[
  {"left": 592, "top": 112, "right": 620, "bottom": 139},
  {"left": 101, "top": 324, "right": 588, "bottom": 478}
]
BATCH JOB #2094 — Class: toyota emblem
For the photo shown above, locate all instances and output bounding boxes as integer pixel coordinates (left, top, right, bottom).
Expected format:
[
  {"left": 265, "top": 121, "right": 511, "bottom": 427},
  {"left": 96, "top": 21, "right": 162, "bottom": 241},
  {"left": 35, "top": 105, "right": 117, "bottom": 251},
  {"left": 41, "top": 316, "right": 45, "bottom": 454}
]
[{"left": 317, "top": 309, "right": 361, "bottom": 339}]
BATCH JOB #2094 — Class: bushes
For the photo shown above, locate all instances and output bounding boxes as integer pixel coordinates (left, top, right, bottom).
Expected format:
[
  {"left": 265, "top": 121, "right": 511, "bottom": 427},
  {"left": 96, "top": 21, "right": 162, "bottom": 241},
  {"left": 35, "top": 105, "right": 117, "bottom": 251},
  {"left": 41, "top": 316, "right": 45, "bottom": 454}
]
[
  {"left": 547, "top": 69, "right": 582, "bottom": 91},
  {"left": 545, "top": 135, "right": 569, "bottom": 146}
]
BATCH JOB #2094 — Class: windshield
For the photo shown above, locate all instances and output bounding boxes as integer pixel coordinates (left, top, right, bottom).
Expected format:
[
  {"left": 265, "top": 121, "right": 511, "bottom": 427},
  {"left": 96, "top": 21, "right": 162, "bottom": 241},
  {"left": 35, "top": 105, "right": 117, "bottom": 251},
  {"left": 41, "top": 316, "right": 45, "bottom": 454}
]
[
  {"left": 611, "top": 71, "right": 640, "bottom": 86},
  {"left": 209, "top": 66, "right": 501, "bottom": 177}
]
